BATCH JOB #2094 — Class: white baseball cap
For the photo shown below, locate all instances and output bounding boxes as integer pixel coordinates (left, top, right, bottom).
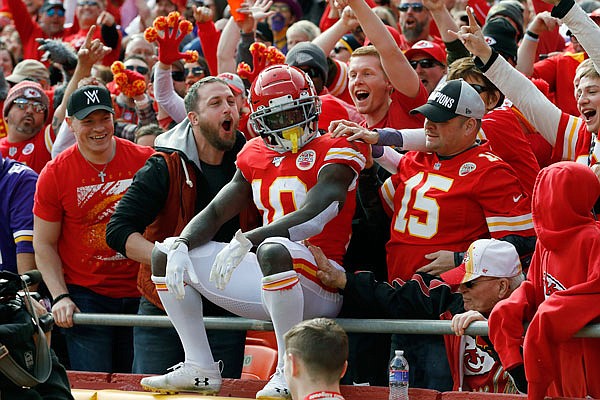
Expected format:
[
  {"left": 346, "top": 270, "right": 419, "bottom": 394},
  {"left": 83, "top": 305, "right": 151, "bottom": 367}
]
[{"left": 440, "top": 239, "right": 522, "bottom": 285}]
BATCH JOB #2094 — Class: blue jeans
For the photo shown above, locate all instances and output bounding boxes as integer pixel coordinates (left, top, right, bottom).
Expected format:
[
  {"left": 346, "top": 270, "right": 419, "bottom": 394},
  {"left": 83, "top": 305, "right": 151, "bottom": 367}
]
[
  {"left": 62, "top": 285, "right": 139, "bottom": 373},
  {"left": 391, "top": 334, "right": 453, "bottom": 391},
  {"left": 133, "top": 296, "right": 246, "bottom": 377}
]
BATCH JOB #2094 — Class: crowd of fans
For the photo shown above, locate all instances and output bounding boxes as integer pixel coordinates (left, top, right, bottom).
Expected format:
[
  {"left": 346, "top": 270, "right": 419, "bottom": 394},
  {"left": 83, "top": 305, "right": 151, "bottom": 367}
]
[{"left": 0, "top": 0, "right": 599, "bottom": 398}]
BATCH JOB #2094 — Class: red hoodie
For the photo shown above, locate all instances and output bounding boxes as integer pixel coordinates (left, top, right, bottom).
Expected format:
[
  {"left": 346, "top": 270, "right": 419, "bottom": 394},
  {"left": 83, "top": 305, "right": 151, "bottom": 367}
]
[{"left": 489, "top": 161, "right": 600, "bottom": 400}]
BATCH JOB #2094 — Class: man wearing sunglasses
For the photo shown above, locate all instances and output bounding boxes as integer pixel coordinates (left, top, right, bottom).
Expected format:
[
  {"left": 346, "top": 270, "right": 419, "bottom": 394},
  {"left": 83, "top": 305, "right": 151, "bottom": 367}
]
[
  {"left": 64, "top": 0, "right": 122, "bottom": 66},
  {"left": 397, "top": 0, "right": 439, "bottom": 47},
  {"left": 313, "top": 238, "right": 526, "bottom": 393},
  {"left": 0, "top": 81, "right": 54, "bottom": 174},
  {"left": 6, "top": 0, "right": 77, "bottom": 61},
  {"left": 405, "top": 39, "right": 447, "bottom": 94}
]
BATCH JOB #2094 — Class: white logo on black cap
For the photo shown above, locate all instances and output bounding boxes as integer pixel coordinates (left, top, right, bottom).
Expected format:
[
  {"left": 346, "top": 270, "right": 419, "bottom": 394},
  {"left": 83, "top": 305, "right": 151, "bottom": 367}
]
[
  {"left": 84, "top": 89, "right": 100, "bottom": 104},
  {"left": 431, "top": 91, "right": 455, "bottom": 110}
]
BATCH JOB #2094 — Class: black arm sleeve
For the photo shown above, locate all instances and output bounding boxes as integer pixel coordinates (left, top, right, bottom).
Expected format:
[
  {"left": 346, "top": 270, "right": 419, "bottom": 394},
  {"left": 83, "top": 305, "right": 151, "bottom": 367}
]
[
  {"left": 106, "top": 155, "right": 170, "bottom": 256},
  {"left": 342, "top": 271, "right": 464, "bottom": 319},
  {"left": 101, "top": 23, "right": 119, "bottom": 49},
  {"left": 444, "top": 39, "right": 471, "bottom": 66},
  {"left": 236, "top": 32, "right": 254, "bottom": 68}
]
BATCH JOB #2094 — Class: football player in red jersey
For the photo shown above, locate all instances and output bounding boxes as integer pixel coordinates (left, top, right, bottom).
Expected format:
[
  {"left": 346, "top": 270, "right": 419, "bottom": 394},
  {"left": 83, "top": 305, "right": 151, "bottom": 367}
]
[{"left": 141, "top": 64, "right": 370, "bottom": 399}]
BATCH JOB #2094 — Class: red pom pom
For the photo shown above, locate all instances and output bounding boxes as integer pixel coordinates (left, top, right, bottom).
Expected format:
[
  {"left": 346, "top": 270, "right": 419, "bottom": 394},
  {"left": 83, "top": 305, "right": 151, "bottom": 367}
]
[{"left": 144, "top": 27, "right": 159, "bottom": 43}]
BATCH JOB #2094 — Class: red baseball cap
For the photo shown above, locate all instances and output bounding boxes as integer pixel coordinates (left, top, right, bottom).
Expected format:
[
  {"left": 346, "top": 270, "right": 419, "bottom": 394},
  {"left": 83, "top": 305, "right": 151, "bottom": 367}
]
[{"left": 404, "top": 40, "right": 446, "bottom": 65}]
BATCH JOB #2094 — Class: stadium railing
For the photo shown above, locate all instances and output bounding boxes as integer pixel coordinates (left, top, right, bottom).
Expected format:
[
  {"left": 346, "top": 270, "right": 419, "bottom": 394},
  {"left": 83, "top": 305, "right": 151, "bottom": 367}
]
[{"left": 71, "top": 314, "right": 600, "bottom": 337}]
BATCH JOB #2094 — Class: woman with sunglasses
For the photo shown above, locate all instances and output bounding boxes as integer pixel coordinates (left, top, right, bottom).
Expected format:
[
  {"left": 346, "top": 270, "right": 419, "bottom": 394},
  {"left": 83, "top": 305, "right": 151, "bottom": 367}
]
[{"left": 183, "top": 58, "right": 209, "bottom": 91}]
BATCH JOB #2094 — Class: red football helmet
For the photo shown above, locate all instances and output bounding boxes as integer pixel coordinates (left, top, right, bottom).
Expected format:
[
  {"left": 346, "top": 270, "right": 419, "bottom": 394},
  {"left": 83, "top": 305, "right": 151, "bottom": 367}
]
[{"left": 249, "top": 64, "right": 321, "bottom": 153}]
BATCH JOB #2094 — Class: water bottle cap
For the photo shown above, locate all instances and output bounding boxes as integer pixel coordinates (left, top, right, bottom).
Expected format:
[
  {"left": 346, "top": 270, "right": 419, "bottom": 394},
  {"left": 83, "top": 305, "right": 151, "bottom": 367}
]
[{"left": 395, "top": 350, "right": 403, "bottom": 356}]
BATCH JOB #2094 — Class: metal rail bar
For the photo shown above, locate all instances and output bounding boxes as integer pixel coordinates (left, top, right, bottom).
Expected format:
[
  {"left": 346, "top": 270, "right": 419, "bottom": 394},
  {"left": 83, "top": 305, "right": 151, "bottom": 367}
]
[{"left": 71, "top": 314, "right": 600, "bottom": 338}]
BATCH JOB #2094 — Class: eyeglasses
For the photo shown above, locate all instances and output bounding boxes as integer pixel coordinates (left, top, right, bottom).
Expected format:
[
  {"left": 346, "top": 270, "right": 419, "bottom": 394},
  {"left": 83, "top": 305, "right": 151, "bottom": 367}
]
[
  {"left": 46, "top": 8, "right": 65, "bottom": 16},
  {"left": 77, "top": 1, "right": 100, "bottom": 7},
  {"left": 397, "top": 3, "right": 425, "bottom": 12},
  {"left": 171, "top": 71, "right": 185, "bottom": 82},
  {"left": 409, "top": 58, "right": 441, "bottom": 69},
  {"left": 126, "top": 65, "right": 149, "bottom": 75},
  {"left": 13, "top": 98, "right": 47, "bottom": 113},
  {"left": 469, "top": 83, "right": 488, "bottom": 94},
  {"left": 333, "top": 46, "right": 349, "bottom": 54},
  {"left": 269, "top": 4, "right": 291, "bottom": 12},
  {"left": 184, "top": 66, "right": 206, "bottom": 77},
  {"left": 462, "top": 277, "right": 498, "bottom": 289}
]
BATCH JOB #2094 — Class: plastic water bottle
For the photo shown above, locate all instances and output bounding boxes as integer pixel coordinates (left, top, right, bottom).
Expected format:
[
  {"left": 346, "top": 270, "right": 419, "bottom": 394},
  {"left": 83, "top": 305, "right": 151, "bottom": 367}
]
[{"left": 389, "top": 350, "right": 409, "bottom": 400}]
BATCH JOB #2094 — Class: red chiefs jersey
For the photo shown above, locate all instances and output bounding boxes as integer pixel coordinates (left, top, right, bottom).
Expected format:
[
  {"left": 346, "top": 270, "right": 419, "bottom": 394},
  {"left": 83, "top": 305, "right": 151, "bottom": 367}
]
[
  {"left": 478, "top": 104, "right": 541, "bottom": 195},
  {"left": 533, "top": 52, "right": 585, "bottom": 117},
  {"left": 380, "top": 142, "right": 534, "bottom": 281},
  {"left": 236, "top": 134, "right": 370, "bottom": 264},
  {"left": 552, "top": 112, "right": 599, "bottom": 165},
  {"left": 0, "top": 125, "right": 55, "bottom": 174}
]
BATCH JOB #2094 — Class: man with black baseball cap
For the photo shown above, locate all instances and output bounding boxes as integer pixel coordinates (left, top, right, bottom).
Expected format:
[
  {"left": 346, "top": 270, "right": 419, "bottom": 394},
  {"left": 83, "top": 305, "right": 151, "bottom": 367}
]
[
  {"left": 33, "top": 84, "right": 154, "bottom": 373},
  {"left": 330, "top": 78, "right": 535, "bottom": 390}
]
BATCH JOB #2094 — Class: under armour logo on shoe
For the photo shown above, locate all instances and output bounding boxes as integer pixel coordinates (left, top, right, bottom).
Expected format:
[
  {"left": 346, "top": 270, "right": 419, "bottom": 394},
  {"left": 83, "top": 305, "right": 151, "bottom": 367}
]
[{"left": 195, "top": 377, "right": 210, "bottom": 386}]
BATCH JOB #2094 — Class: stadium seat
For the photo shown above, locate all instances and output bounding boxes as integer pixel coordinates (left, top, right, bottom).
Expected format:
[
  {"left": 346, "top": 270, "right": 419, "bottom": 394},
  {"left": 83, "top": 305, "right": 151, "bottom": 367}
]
[
  {"left": 241, "top": 344, "right": 278, "bottom": 380},
  {"left": 245, "top": 330, "right": 277, "bottom": 349}
]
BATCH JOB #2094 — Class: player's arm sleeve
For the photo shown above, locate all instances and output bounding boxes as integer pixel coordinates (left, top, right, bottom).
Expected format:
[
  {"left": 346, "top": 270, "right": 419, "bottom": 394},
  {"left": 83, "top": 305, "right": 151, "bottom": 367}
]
[
  {"left": 476, "top": 51, "right": 561, "bottom": 147},
  {"left": 106, "top": 155, "right": 169, "bottom": 257}
]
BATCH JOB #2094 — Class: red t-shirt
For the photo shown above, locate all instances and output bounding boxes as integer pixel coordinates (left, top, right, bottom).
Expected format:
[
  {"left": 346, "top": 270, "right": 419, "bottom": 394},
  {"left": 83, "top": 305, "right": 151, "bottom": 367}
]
[
  {"left": 33, "top": 137, "right": 154, "bottom": 298},
  {"left": 236, "top": 134, "right": 369, "bottom": 266},
  {"left": 365, "top": 85, "right": 428, "bottom": 130},
  {"left": 0, "top": 125, "right": 55, "bottom": 173},
  {"left": 380, "top": 142, "right": 534, "bottom": 281}
]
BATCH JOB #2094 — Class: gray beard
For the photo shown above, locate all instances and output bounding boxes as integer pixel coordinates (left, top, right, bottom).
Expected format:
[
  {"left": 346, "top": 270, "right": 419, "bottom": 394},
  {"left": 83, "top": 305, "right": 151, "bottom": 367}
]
[{"left": 402, "top": 20, "right": 426, "bottom": 43}]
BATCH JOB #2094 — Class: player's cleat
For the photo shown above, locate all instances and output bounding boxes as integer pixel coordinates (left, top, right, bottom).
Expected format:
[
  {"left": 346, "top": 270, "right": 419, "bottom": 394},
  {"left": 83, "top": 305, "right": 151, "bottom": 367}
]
[
  {"left": 140, "top": 362, "right": 222, "bottom": 395},
  {"left": 255, "top": 368, "right": 291, "bottom": 399}
]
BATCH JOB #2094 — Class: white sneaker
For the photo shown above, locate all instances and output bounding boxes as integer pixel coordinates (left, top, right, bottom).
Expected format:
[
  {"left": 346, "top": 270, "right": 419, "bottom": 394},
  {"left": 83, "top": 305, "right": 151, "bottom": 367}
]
[
  {"left": 256, "top": 368, "right": 291, "bottom": 399},
  {"left": 140, "top": 362, "right": 222, "bottom": 395}
]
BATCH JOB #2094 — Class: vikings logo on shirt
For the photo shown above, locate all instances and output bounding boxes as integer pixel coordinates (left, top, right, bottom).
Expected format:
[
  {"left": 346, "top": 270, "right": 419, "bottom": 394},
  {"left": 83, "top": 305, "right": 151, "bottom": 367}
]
[
  {"left": 459, "top": 162, "right": 476, "bottom": 176},
  {"left": 544, "top": 272, "right": 566, "bottom": 299},
  {"left": 296, "top": 149, "right": 316, "bottom": 171}
]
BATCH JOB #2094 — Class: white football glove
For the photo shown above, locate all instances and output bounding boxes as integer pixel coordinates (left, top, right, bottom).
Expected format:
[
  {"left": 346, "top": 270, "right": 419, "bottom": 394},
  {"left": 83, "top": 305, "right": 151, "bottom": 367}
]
[
  {"left": 210, "top": 229, "right": 252, "bottom": 290},
  {"left": 166, "top": 241, "right": 199, "bottom": 300}
]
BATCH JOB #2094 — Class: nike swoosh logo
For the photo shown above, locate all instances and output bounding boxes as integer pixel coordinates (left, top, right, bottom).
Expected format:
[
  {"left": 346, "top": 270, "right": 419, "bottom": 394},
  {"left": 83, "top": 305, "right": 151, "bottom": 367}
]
[{"left": 513, "top": 194, "right": 523, "bottom": 202}]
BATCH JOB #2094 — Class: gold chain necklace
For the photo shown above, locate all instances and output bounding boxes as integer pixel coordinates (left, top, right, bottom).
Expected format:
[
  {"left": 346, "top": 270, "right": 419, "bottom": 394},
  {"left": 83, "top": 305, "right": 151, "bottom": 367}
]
[{"left": 79, "top": 141, "right": 116, "bottom": 183}]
